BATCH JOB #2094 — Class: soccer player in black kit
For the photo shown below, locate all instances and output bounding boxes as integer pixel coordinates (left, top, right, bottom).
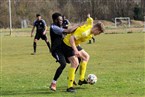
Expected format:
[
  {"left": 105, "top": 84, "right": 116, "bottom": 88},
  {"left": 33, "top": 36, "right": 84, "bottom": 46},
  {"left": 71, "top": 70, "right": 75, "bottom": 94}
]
[
  {"left": 31, "top": 14, "right": 51, "bottom": 54},
  {"left": 49, "top": 13, "right": 79, "bottom": 91},
  {"left": 62, "top": 15, "right": 70, "bottom": 29}
]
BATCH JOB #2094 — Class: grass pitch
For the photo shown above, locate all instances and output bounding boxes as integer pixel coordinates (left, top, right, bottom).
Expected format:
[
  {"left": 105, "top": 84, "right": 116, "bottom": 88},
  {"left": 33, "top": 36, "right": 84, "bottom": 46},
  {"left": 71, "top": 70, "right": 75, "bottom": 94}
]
[{"left": 0, "top": 33, "right": 145, "bottom": 97}]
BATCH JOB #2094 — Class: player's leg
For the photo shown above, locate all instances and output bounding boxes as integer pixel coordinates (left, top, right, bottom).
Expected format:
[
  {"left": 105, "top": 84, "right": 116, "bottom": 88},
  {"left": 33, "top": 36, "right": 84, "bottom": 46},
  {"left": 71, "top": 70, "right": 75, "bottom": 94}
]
[
  {"left": 33, "top": 39, "right": 37, "bottom": 54},
  {"left": 45, "top": 39, "right": 51, "bottom": 52},
  {"left": 65, "top": 56, "right": 80, "bottom": 74},
  {"left": 75, "top": 46, "right": 82, "bottom": 75},
  {"left": 42, "top": 35, "right": 51, "bottom": 52},
  {"left": 78, "top": 49, "right": 90, "bottom": 85},
  {"left": 32, "top": 33, "right": 40, "bottom": 54},
  {"left": 67, "top": 56, "right": 79, "bottom": 92},
  {"left": 50, "top": 51, "right": 66, "bottom": 91},
  {"left": 88, "top": 39, "right": 92, "bottom": 44},
  {"left": 72, "top": 59, "right": 80, "bottom": 86},
  {"left": 92, "top": 37, "right": 95, "bottom": 43},
  {"left": 61, "top": 42, "right": 78, "bottom": 92},
  {"left": 65, "top": 54, "right": 80, "bottom": 86}
]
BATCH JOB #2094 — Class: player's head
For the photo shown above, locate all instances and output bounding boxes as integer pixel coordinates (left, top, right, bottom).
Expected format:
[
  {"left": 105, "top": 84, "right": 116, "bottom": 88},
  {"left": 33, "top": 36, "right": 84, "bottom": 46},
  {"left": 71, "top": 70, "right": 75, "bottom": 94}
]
[
  {"left": 52, "top": 12, "right": 63, "bottom": 27},
  {"left": 36, "top": 14, "right": 41, "bottom": 20},
  {"left": 91, "top": 22, "right": 104, "bottom": 36},
  {"left": 62, "top": 15, "right": 66, "bottom": 20}
]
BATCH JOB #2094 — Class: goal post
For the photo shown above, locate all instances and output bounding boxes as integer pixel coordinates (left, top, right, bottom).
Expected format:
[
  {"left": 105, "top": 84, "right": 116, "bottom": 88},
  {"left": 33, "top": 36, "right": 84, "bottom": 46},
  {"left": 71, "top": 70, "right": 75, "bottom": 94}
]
[{"left": 115, "top": 17, "right": 131, "bottom": 28}]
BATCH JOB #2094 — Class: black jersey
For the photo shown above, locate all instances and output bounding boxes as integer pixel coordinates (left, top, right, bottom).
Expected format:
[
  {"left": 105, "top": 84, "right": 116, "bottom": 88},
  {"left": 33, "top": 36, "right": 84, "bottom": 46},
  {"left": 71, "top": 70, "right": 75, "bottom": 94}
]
[
  {"left": 50, "top": 24, "right": 64, "bottom": 52},
  {"left": 33, "top": 19, "right": 46, "bottom": 33}
]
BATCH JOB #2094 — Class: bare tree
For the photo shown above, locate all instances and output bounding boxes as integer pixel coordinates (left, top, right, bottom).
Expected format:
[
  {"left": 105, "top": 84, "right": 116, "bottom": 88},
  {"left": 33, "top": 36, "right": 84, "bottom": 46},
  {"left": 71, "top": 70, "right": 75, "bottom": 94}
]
[{"left": 0, "top": 0, "right": 143, "bottom": 28}]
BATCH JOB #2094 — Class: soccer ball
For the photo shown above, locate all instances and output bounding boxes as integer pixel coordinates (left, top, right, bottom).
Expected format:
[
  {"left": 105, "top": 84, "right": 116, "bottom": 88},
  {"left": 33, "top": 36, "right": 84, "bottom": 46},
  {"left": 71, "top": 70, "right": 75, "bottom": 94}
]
[{"left": 87, "top": 74, "right": 97, "bottom": 85}]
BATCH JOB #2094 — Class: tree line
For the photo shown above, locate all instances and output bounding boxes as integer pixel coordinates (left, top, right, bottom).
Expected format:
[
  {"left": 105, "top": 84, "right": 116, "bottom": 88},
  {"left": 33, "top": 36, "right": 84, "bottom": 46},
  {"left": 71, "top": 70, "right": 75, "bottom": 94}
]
[{"left": 0, "top": 0, "right": 144, "bottom": 28}]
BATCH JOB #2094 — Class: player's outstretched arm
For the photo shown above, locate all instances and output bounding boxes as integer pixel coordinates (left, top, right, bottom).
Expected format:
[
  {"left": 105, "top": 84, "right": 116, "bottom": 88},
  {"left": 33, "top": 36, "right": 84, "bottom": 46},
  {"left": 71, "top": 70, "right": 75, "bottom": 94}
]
[
  {"left": 31, "top": 26, "right": 35, "bottom": 37},
  {"left": 87, "top": 13, "right": 90, "bottom": 18},
  {"left": 85, "top": 14, "right": 93, "bottom": 26},
  {"left": 63, "top": 24, "right": 79, "bottom": 34},
  {"left": 43, "top": 26, "right": 47, "bottom": 35},
  {"left": 69, "top": 35, "right": 80, "bottom": 57}
]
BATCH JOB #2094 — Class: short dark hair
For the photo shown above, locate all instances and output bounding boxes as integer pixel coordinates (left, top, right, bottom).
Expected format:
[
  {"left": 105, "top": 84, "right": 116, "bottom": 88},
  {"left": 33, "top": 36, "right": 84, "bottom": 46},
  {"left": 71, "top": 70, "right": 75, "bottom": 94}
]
[
  {"left": 36, "top": 14, "right": 41, "bottom": 17},
  {"left": 94, "top": 22, "right": 105, "bottom": 33},
  {"left": 52, "top": 12, "right": 62, "bottom": 22}
]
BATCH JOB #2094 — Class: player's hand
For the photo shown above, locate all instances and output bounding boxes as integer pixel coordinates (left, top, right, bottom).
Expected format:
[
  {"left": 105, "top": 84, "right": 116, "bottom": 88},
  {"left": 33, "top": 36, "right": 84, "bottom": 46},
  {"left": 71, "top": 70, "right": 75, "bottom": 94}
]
[
  {"left": 43, "top": 31, "right": 46, "bottom": 35},
  {"left": 31, "top": 33, "right": 33, "bottom": 37},
  {"left": 87, "top": 14, "right": 90, "bottom": 18},
  {"left": 74, "top": 50, "right": 80, "bottom": 57}
]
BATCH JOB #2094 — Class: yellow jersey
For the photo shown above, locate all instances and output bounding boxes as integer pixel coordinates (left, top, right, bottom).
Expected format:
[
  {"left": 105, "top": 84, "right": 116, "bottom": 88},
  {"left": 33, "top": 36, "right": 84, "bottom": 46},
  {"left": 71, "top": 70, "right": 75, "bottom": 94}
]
[{"left": 63, "top": 17, "right": 93, "bottom": 46}]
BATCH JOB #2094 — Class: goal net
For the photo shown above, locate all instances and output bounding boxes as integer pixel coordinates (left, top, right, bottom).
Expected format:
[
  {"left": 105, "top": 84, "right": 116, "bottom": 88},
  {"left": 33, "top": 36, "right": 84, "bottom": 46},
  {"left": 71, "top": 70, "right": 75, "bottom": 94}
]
[{"left": 115, "top": 17, "right": 131, "bottom": 28}]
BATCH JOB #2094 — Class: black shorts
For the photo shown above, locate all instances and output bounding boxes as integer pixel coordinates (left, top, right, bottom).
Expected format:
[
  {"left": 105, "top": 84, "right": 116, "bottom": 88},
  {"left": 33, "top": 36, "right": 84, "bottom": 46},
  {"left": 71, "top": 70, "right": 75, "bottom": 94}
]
[
  {"left": 35, "top": 33, "right": 47, "bottom": 40},
  {"left": 62, "top": 41, "right": 82, "bottom": 58},
  {"left": 52, "top": 49, "right": 70, "bottom": 63}
]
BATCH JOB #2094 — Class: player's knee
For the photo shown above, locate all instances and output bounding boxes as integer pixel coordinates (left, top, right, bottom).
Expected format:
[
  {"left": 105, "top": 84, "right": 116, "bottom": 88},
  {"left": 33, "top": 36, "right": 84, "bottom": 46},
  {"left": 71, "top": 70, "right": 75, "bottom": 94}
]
[
  {"left": 61, "top": 63, "right": 66, "bottom": 69},
  {"left": 83, "top": 53, "right": 90, "bottom": 61},
  {"left": 71, "top": 61, "right": 79, "bottom": 68},
  {"left": 86, "top": 54, "right": 90, "bottom": 61},
  {"left": 59, "top": 61, "right": 66, "bottom": 69},
  {"left": 68, "top": 57, "right": 79, "bottom": 68}
]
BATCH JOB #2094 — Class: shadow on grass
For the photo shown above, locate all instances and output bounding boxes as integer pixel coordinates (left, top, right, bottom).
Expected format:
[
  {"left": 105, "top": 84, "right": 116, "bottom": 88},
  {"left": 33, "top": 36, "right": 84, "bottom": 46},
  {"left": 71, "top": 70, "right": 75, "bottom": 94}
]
[
  {"left": 1, "top": 86, "right": 88, "bottom": 96},
  {"left": 0, "top": 88, "right": 53, "bottom": 96},
  {"left": 57, "top": 86, "right": 87, "bottom": 93}
]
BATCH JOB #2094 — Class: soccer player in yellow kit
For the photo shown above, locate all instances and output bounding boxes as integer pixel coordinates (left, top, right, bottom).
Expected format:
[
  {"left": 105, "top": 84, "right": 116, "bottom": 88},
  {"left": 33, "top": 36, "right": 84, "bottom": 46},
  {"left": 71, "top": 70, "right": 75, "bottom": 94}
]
[{"left": 62, "top": 14, "right": 104, "bottom": 92}]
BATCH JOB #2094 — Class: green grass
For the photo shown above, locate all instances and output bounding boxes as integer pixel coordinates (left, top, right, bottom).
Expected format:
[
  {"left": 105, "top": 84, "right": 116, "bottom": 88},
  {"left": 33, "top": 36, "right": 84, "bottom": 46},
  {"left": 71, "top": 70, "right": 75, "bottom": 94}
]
[{"left": 0, "top": 33, "right": 145, "bottom": 97}]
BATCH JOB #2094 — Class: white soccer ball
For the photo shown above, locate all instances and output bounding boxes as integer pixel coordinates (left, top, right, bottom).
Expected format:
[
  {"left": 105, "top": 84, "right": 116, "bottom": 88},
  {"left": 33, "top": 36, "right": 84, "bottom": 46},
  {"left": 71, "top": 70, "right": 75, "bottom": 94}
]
[{"left": 87, "top": 74, "right": 97, "bottom": 85}]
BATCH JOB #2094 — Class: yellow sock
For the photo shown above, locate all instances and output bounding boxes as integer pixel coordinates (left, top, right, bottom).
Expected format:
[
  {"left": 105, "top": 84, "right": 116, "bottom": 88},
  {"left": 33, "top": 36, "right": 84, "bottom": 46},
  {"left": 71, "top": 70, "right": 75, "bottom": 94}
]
[
  {"left": 68, "top": 67, "right": 76, "bottom": 88},
  {"left": 79, "top": 61, "right": 87, "bottom": 81}
]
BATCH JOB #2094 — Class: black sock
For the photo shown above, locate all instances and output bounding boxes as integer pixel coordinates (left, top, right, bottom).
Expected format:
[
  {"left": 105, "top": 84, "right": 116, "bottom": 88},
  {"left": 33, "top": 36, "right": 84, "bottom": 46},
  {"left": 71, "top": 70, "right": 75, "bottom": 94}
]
[
  {"left": 75, "top": 58, "right": 81, "bottom": 73},
  {"left": 53, "top": 60, "right": 66, "bottom": 81},
  {"left": 89, "top": 40, "right": 91, "bottom": 44},
  {"left": 33, "top": 42, "right": 36, "bottom": 53},
  {"left": 92, "top": 37, "right": 95, "bottom": 43}
]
